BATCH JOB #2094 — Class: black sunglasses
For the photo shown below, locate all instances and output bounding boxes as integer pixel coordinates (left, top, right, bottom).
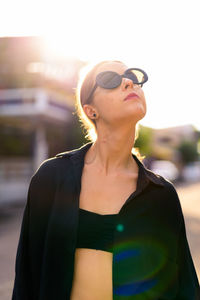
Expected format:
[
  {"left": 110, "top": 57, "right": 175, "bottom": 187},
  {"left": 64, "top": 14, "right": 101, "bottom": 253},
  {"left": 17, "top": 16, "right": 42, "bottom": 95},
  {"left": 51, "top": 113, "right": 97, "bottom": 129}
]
[{"left": 86, "top": 68, "right": 148, "bottom": 103}]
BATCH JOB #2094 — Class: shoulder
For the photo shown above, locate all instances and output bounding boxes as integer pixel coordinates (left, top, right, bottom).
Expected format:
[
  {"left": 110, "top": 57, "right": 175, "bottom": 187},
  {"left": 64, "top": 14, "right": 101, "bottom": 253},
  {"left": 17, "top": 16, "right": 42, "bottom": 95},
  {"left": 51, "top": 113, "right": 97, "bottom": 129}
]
[
  {"left": 158, "top": 174, "right": 180, "bottom": 198},
  {"left": 30, "top": 147, "right": 76, "bottom": 186},
  {"left": 145, "top": 162, "right": 179, "bottom": 197},
  {"left": 152, "top": 169, "right": 180, "bottom": 200},
  {"left": 144, "top": 170, "right": 185, "bottom": 232},
  {"left": 152, "top": 171, "right": 184, "bottom": 220}
]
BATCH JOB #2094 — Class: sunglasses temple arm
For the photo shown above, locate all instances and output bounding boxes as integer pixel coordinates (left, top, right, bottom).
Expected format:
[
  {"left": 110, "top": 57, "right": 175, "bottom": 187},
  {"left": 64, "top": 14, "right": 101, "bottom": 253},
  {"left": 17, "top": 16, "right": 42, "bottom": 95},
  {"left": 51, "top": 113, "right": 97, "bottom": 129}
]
[{"left": 86, "top": 83, "right": 98, "bottom": 103}]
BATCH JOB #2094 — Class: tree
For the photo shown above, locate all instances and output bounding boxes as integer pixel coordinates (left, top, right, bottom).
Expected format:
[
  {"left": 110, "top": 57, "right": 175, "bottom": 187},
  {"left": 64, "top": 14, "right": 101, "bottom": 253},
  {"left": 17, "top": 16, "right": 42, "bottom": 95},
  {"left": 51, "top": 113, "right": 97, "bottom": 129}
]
[
  {"left": 177, "top": 140, "right": 199, "bottom": 164},
  {"left": 134, "top": 124, "right": 153, "bottom": 156}
]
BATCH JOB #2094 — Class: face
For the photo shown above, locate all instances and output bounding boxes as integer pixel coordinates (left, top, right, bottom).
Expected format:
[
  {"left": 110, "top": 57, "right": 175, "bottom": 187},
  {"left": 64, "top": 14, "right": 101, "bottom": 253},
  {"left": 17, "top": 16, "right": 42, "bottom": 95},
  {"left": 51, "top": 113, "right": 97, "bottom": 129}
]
[{"left": 83, "top": 61, "right": 147, "bottom": 127}]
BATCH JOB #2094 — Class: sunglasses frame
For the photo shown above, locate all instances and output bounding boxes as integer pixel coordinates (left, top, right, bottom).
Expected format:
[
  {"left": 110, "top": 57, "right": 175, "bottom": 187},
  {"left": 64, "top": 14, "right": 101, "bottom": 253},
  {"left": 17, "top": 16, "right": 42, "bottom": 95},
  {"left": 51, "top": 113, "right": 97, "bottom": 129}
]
[{"left": 86, "top": 67, "right": 148, "bottom": 103}]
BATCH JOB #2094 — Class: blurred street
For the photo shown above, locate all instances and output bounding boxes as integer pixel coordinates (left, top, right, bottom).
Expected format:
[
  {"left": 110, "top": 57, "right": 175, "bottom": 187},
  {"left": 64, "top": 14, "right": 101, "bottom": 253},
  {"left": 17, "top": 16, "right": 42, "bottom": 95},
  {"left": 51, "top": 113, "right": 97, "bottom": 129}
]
[
  {"left": 0, "top": 182, "right": 200, "bottom": 300},
  {"left": 1, "top": 2, "right": 200, "bottom": 299}
]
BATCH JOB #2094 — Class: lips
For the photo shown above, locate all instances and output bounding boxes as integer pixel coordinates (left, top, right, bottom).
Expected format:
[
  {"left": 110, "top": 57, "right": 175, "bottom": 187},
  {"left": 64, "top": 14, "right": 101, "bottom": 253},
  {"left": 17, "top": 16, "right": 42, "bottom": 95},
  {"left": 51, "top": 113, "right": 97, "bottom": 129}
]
[{"left": 124, "top": 92, "right": 139, "bottom": 101}]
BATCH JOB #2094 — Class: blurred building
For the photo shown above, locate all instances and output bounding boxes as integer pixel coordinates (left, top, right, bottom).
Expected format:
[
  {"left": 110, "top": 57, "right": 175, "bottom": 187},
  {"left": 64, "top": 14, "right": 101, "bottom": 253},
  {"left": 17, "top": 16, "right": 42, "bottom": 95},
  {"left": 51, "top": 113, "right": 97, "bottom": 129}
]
[
  {"left": 151, "top": 124, "right": 199, "bottom": 162},
  {"left": 0, "top": 36, "right": 86, "bottom": 204},
  {"left": 0, "top": 87, "right": 75, "bottom": 204}
]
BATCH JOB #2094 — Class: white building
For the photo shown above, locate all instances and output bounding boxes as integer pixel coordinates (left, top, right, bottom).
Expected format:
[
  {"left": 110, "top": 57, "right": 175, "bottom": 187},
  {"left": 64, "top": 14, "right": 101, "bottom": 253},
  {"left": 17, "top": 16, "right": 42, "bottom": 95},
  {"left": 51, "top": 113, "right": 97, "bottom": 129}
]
[{"left": 0, "top": 87, "right": 73, "bottom": 204}]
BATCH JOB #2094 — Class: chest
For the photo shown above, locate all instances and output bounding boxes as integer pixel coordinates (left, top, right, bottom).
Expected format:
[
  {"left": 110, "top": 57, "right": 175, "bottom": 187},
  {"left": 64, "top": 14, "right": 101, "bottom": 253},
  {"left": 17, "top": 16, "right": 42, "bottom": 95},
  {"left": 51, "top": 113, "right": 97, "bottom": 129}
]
[{"left": 79, "top": 164, "right": 138, "bottom": 215}]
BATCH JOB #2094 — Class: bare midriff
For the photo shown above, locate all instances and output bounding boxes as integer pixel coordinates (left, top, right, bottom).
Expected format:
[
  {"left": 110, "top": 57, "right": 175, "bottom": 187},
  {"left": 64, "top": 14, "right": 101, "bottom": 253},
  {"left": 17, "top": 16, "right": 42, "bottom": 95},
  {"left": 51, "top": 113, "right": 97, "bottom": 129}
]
[
  {"left": 69, "top": 152, "right": 138, "bottom": 300},
  {"left": 70, "top": 248, "right": 113, "bottom": 300}
]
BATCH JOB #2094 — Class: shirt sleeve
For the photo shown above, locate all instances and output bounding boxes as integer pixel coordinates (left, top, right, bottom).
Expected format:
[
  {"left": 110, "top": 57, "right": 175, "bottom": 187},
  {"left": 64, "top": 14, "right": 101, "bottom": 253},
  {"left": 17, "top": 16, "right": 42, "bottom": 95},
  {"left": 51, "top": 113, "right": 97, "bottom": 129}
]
[
  {"left": 11, "top": 178, "right": 33, "bottom": 300},
  {"left": 175, "top": 213, "right": 200, "bottom": 300},
  {"left": 11, "top": 159, "right": 56, "bottom": 300}
]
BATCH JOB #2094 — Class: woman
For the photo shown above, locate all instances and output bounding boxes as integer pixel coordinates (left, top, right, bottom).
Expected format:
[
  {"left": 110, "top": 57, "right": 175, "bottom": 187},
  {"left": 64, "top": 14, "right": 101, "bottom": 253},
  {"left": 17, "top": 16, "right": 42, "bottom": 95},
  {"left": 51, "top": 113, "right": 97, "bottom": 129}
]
[{"left": 12, "top": 60, "right": 200, "bottom": 300}]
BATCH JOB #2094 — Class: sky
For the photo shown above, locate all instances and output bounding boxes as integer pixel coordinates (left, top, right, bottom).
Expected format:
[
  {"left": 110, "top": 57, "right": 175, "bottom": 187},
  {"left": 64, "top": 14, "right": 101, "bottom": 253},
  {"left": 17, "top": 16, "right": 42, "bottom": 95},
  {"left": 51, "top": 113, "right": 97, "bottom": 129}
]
[{"left": 0, "top": 0, "right": 200, "bottom": 130}]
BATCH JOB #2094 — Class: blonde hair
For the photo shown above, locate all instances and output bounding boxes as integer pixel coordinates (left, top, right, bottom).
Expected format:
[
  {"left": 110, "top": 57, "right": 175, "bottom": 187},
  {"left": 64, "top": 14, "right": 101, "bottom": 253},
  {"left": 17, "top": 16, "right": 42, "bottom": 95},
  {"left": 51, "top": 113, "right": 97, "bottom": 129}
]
[{"left": 73, "top": 60, "right": 145, "bottom": 161}]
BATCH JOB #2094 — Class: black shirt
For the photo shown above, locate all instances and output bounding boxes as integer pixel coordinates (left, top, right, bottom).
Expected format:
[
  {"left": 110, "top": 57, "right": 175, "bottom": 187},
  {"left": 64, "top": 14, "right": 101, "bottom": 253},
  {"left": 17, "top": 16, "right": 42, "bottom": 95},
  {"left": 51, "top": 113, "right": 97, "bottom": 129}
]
[{"left": 12, "top": 141, "right": 200, "bottom": 300}]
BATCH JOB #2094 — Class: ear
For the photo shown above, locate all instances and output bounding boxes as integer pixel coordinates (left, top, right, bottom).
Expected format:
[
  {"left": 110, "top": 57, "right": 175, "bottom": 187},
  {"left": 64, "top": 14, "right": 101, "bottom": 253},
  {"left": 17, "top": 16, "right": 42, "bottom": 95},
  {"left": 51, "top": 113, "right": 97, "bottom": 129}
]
[{"left": 82, "top": 104, "right": 97, "bottom": 120}]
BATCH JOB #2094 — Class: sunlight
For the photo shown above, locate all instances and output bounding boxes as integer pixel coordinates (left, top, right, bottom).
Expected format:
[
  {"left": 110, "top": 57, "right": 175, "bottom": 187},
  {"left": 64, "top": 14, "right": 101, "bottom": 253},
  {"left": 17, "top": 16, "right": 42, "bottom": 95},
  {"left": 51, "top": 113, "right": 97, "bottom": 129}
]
[
  {"left": 0, "top": 0, "right": 200, "bottom": 130},
  {"left": 41, "top": 35, "right": 80, "bottom": 60}
]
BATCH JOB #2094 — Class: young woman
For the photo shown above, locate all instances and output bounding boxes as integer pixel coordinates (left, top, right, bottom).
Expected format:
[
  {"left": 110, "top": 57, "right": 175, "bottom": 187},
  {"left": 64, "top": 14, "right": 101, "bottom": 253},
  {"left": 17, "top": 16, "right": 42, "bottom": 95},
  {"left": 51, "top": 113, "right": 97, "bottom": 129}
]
[{"left": 12, "top": 60, "right": 200, "bottom": 300}]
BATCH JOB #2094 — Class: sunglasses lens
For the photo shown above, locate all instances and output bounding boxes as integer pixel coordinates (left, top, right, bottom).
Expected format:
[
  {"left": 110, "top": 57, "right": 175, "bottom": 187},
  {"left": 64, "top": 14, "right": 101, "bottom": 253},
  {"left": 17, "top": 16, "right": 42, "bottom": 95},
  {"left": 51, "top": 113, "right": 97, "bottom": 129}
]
[
  {"left": 126, "top": 69, "right": 147, "bottom": 84},
  {"left": 96, "top": 71, "right": 121, "bottom": 89}
]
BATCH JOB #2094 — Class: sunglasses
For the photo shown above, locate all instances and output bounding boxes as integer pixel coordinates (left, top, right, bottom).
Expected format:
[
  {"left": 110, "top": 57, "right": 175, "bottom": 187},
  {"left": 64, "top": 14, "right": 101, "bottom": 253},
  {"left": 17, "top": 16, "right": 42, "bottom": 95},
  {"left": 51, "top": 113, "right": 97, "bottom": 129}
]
[{"left": 86, "top": 68, "right": 148, "bottom": 103}]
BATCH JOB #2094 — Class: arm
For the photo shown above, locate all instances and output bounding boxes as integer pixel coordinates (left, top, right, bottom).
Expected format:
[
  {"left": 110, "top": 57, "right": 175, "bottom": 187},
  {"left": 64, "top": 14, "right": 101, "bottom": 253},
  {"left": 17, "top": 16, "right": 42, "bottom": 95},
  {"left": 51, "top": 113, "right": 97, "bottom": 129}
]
[
  {"left": 11, "top": 177, "right": 34, "bottom": 300},
  {"left": 11, "top": 159, "right": 56, "bottom": 300}
]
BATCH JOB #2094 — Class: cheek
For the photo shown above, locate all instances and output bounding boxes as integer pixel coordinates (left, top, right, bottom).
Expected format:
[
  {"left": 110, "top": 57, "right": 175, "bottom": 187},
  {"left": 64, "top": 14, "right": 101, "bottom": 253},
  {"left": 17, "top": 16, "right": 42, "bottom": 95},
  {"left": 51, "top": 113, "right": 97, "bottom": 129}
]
[
  {"left": 94, "top": 93, "right": 112, "bottom": 116},
  {"left": 96, "top": 93, "right": 121, "bottom": 120},
  {"left": 98, "top": 90, "right": 121, "bottom": 108}
]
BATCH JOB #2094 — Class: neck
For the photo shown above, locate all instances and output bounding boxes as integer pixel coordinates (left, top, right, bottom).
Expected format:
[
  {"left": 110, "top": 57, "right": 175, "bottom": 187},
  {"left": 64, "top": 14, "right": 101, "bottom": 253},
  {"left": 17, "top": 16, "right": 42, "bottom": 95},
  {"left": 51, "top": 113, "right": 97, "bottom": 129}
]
[{"left": 85, "top": 124, "right": 138, "bottom": 176}]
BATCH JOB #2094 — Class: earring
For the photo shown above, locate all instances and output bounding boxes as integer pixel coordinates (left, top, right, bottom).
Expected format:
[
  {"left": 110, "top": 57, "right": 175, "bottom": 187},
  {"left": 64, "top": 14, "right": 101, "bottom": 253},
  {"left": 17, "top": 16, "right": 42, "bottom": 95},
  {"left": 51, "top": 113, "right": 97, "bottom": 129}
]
[{"left": 93, "top": 113, "right": 96, "bottom": 117}]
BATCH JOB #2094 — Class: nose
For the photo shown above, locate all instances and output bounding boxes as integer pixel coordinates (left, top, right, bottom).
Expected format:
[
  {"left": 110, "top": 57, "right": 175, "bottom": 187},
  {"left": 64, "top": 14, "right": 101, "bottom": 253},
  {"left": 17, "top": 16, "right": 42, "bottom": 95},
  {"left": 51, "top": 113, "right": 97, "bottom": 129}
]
[{"left": 121, "top": 77, "right": 135, "bottom": 90}]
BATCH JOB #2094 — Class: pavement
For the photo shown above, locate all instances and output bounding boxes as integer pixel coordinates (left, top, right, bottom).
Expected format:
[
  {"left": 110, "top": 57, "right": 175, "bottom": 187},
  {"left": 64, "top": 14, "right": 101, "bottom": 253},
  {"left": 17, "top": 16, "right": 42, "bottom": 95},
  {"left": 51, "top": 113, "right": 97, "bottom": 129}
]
[
  {"left": 0, "top": 202, "right": 24, "bottom": 300},
  {"left": 175, "top": 181, "right": 200, "bottom": 279},
  {"left": 0, "top": 181, "right": 200, "bottom": 300}
]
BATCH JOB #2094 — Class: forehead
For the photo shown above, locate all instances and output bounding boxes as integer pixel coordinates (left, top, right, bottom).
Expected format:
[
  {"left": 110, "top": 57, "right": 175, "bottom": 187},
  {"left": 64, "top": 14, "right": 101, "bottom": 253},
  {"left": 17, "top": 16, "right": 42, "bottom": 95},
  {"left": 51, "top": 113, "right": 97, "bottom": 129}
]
[{"left": 95, "top": 61, "right": 128, "bottom": 76}]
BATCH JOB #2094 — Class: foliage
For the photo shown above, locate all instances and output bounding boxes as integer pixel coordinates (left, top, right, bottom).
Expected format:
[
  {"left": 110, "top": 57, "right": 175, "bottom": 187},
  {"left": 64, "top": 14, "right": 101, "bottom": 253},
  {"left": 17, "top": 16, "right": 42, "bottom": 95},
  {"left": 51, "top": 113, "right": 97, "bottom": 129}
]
[
  {"left": 177, "top": 140, "right": 199, "bottom": 163},
  {"left": 134, "top": 124, "right": 153, "bottom": 156}
]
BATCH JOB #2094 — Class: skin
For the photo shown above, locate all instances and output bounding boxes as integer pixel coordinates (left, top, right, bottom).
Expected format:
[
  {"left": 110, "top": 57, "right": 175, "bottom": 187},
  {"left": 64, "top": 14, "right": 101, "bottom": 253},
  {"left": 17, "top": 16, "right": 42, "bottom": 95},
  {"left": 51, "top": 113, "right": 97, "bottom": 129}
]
[
  {"left": 69, "top": 62, "right": 148, "bottom": 300},
  {"left": 83, "top": 61, "right": 147, "bottom": 176}
]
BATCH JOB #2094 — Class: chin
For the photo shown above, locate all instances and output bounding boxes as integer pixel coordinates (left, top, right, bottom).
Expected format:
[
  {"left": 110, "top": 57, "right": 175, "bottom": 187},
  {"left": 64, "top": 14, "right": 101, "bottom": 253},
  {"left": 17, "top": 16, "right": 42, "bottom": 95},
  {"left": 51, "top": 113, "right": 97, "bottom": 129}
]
[
  {"left": 134, "top": 104, "right": 146, "bottom": 117},
  {"left": 134, "top": 108, "right": 146, "bottom": 122}
]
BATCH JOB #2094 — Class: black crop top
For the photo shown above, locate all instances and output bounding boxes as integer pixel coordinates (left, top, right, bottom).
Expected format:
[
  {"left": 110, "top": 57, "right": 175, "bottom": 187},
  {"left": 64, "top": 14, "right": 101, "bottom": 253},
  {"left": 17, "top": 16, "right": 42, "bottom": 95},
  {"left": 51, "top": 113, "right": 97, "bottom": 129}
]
[{"left": 76, "top": 208, "right": 118, "bottom": 253}]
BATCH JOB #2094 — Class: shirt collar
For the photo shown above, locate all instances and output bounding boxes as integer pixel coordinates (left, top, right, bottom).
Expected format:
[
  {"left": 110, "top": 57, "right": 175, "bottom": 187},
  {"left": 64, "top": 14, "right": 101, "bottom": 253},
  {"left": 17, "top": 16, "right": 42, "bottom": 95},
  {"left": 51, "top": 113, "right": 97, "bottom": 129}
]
[{"left": 55, "top": 141, "right": 165, "bottom": 188}]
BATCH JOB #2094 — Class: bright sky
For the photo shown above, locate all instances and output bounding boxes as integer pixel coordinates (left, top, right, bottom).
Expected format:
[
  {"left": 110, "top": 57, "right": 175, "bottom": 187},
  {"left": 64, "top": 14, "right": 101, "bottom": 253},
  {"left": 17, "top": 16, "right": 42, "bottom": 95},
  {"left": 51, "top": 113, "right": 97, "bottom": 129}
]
[{"left": 1, "top": 0, "right": 200, "bottom": 130}]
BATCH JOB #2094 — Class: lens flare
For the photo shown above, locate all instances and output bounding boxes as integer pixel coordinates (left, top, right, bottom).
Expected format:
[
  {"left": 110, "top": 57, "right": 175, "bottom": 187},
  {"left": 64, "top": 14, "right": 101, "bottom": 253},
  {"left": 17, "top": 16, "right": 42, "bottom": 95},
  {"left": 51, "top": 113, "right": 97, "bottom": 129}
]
[{"left": 112, "top": 237, "right": 178, "bottom": 298}]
